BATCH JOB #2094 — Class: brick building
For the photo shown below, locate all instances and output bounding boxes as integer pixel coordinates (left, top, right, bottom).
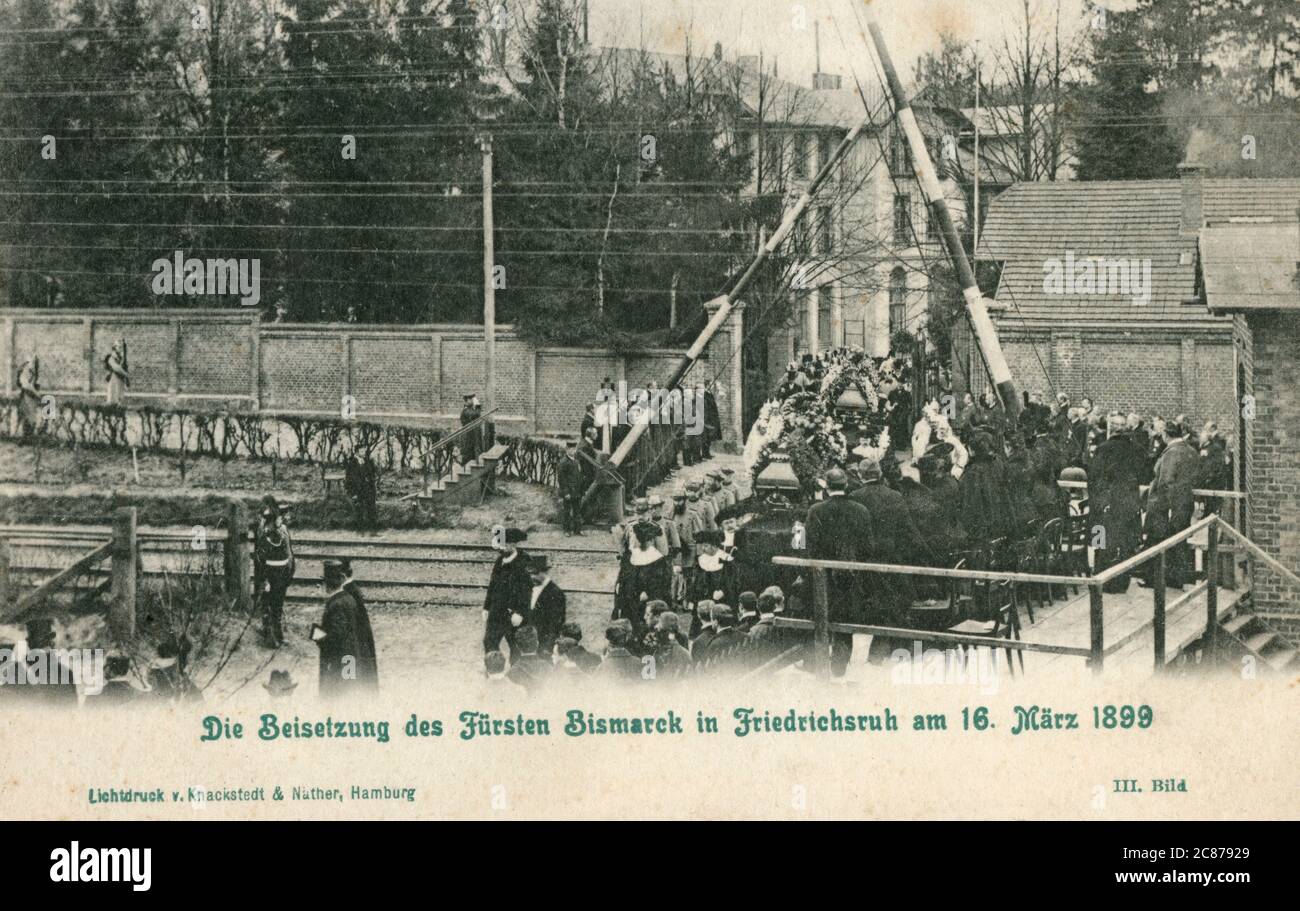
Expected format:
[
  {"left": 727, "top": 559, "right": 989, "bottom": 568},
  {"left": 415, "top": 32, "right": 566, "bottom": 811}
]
[
  {"left": 1199, "top": 220, "right": 1300, "bottom": 635},
  {"left": 971, "top": 167, "right": 1300, "bottom": 440}
]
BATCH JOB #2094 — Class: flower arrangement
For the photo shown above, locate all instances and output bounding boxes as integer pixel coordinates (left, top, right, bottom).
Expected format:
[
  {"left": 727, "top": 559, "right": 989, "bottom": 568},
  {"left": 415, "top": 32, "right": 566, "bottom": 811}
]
[{"left": 746, "top": 347, "right": 902, "bottom": 492}]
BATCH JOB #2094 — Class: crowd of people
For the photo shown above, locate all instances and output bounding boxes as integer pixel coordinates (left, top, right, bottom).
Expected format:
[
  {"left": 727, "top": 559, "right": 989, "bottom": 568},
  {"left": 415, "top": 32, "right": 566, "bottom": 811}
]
[
  {"left": 483, "top": 377, "right": 1240, "bottom": 685},
  {"left": 481, "top": 523, "right": 792, "bottom": 692}
]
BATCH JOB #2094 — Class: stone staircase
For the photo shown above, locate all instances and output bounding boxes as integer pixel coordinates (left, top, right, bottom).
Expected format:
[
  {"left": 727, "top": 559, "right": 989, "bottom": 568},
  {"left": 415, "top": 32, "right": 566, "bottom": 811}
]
[
  {"left": 411, "top": 442, "right": 510, "bottom": 508},
  {"left": 1219, "top": 612, "right": 1300, "bottom": 673},
  {"left": 641, "top": 450, "right": 752, "bottom": 503}
]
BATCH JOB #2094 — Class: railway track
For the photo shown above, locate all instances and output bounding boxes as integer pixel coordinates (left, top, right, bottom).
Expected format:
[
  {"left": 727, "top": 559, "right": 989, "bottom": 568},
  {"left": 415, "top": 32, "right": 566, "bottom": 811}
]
[{"left": 1, "top": 524, "right": 622, "bottom": 607}]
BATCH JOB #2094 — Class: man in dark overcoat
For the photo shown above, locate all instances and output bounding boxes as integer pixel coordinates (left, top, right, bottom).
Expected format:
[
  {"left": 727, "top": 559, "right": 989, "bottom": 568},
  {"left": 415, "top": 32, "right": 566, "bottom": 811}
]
[
  {"left": 557, "top": 440, "right": 585, "bottom": 535},
  {"left": 804, "top": 468, "right": 876, "bottom": 677},
  {"left": 1140, "top": 420, "right": 1201, "bottom": 589},
  {"left": 482, "top": 527, "right": 531, "bottom": 655},
  {"left": 1090, "top": 414, "right": 1145, "bottom": 593},
  {"left": 316, "top": 561, "right": 370, "bottom": 698}
]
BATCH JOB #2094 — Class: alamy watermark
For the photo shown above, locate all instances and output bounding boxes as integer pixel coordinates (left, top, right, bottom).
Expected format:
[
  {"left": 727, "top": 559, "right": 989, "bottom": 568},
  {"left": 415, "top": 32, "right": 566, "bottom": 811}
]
[
  {"left": 0, "top": 647, "right": 105, "bottom": 692},
  {"left": 596, "top": 381, "right": 706, "bottom": 436},
  {"left": 1042, "top": 250, "right": 1151, "bottom": 305},
  {"left": 151, "top": 250, "right": 261, "bottom": 307}
]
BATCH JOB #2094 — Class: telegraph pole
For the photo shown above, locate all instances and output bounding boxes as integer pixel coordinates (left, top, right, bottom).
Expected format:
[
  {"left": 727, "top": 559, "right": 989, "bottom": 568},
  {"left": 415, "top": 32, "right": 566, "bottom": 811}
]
[
  {"left": 480, "top": 134, "right": 496, "bottom": 417},
  {"left": 865, "top": 15, "right": 1021, "bottom": 417}
]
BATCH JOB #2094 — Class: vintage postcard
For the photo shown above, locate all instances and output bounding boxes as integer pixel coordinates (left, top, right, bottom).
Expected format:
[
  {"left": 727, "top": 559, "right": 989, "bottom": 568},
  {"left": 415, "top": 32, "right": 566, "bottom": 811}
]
[{"left": 0, "top": 0, "right": 1297, "bottom": 839}]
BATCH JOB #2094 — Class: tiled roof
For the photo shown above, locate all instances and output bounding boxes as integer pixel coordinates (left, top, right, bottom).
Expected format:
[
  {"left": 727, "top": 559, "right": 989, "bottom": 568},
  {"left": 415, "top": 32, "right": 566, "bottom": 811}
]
[
  {"left": 1201, "top": 224, "right": 1300, "bottom": 311},
  {"left": 977, "top": 177, "right": 1300, "bottom": 327}
]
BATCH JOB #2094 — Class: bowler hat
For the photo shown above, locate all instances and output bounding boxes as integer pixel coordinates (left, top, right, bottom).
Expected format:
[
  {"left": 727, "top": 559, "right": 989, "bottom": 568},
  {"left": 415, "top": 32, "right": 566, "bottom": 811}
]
[{"left": 263, "top": 669, "right": 298, "bottom": 694}]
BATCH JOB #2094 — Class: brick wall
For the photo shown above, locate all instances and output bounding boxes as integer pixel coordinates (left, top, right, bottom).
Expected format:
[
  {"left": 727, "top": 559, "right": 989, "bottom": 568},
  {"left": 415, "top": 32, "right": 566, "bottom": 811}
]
[
  {"left": 0, "top": 308, "right": 738, "bottom": 443},
  {"left": 969, "top": 324, "right": 1239, "bottom": 433},
  {"left": 1244, "top": 311, "right": 1300, "bottom": 625},
  {"left": 179, "top": 321, "right": 254, "bottom": 396}
]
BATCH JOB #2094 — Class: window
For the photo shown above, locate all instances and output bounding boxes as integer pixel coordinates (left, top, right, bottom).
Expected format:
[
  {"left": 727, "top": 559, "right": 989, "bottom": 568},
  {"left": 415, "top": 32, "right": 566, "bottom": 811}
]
[
  {"left": 889, "top": 268, "right": 907, "bottom": 337},
  {"left": 819, "top": 132, "right": 835, "bottom": 171},
  {"left": 889, "top": 127, "right": 911, "bottom": 176},
  {"left": 818, "top": 206, "right": 834, "bottom": 254},
  {"left": 926, "top": 205, "right": 940, "bottom": 243},
  {"left": 762, "top": 133, "right": 783, "bottom": 184},
  {"left": 818, "top": 285, "right": 834, "bottom": 350},
  {"left": 893, "top": 193, "right": 912, "bottom": 246},
  {"left": 844, "top": 319, "right": 865, "bottom": 349},
  {"left": 793, "top": 134, "right": 809, "bottom": 179}
]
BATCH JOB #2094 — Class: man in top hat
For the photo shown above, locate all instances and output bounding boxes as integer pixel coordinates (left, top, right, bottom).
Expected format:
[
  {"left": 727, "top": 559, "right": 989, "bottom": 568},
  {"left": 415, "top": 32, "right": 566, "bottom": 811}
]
[
  {"left": 526, "top": 554, "right": 567, "bottom": 655},
  {"left": 315, "top": 560, "right": 376, "bottom": 698},
  {"left": 557, "top": 439, "right": 586, "bottom": 536},
  {"left": 483, "top": 527, "right": 531, "bottom": 655},
  {"left": 804, "top": 467, "right": 876, "bottom": 677}
]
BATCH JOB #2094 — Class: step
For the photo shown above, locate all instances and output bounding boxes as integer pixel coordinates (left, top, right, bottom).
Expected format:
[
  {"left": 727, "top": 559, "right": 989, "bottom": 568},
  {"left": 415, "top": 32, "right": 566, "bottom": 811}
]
[
  {"left": 481, "top": 443, "right": 510, "bottom": 462},
  {"left": 1221, "top": 613, "right": 1256, "bottom": 636},
  {"left": 1244, "top": 630, "right": 1279, "bottom": 654},
  {"left": 1265, "top": 646, "right": 1297, "bottom": 671}
]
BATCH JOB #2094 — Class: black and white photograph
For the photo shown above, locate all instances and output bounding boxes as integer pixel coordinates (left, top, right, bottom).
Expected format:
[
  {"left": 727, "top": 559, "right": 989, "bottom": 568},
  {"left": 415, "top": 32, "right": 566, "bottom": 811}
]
[{"left": 0, "top": 0, "right": 1295, "bottom": 867}]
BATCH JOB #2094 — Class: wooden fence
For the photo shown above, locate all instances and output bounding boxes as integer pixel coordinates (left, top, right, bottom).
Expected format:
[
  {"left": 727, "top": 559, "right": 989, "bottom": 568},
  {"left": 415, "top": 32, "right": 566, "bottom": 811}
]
[{"left": 0, "top": 503, "right": 253, "bottom": 634}]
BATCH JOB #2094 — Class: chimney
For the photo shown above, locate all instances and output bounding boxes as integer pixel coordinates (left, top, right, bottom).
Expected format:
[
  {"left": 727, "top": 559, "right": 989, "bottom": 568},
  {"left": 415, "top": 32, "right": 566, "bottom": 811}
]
[
  {"left": 713, "top": 42, "right": 723, "bottom": 62},
  {"left": 1178, "top": 160, "right": 1204, "bottom": 237}
]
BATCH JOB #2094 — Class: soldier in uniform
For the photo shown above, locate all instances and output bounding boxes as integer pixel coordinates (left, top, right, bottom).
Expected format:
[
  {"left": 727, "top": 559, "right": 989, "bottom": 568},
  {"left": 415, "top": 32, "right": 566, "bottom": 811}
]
[
  {"left": 255, "top": 496, "right": 295, "bottom": 648},
  {"left": 104, "top": 341, "right": 130, "bottom": 406},
  {"left": 16, "top": 358, "right": 43, "bottom": 437},
  {"left": 692, "top": 478, "right": 720, "bottom": 532},
  {"left": 718, "top": 467, "right": 740, "bottom": 510},
  {"left": 459, "top": 394, "right": 482, "bottom": 465},
  {"left": 647, "top": 496, "right": 683, "bottom": 605},
  {"left": 669, "top": 489, "right": 697, "bottom": 606}
]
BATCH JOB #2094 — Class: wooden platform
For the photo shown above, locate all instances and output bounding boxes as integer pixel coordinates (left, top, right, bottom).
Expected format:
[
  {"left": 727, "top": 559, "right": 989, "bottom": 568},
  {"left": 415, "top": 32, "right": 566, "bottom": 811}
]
[{"left": 1016, "top": 579, "right": 1248, "bottom": 678}]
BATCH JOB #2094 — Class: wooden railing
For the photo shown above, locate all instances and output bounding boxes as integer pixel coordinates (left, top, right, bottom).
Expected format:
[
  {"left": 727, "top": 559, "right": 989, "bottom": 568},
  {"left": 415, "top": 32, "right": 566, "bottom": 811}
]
[
  {"left": 0, "top": 507, "right": 140, "bottom": 637},
  {"left": 0, "top": 502, "right": 251, "bottom": 622},
  {"left": 420, "top": 407, "right": 499, "bottom": 488},
  {"left": 772, "top": 510, "right": 1257, "bottom": 679}
]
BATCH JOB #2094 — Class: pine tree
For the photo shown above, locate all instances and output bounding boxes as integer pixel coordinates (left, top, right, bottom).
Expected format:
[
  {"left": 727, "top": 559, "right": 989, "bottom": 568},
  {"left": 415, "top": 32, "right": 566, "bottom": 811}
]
[{"left": 1074, "top": 7, "right": 1182, "bottom": 180}]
